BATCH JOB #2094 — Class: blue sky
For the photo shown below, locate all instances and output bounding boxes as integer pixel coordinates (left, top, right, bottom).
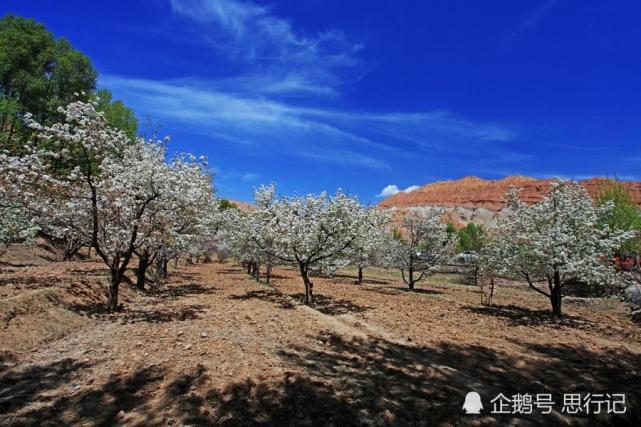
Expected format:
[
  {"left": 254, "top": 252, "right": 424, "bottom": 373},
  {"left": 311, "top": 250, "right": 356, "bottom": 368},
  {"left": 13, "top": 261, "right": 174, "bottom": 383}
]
[{"left": 2, "top": 0, "right": 641, "bottom": 203}]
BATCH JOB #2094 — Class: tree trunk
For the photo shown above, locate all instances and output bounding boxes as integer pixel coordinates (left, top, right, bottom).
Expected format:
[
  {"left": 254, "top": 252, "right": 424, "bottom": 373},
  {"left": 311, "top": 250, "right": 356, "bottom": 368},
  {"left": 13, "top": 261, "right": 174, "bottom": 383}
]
[
  {"left": 63, "top": 239, "right": 82, "bottom": 261},
  {"left": 63, "top": 247, "right": 79, "bottom": 261},
  {"left": 266, "top": 264, "right": 272, "bottom": 285},
  {"left": 358, "top": 266, "right": 363, "bottom": 284},
  {"left": 299, "top": 262, "right": 313, "bottom": 306},
  {"left": 162, "top": 259, "right": 168, "bottom": 277},
  {"left": 108, "top": 268, "right": 121, "bottom": 312},
  {"left": 489, "top": 277, "right": 495, "bottom": 305},
  {"left": 551, "top": 271, "right": 562, "bottom": 317},
  {"left": 254, "top": 263, "right": 260, "bottom": 281},
  {"left": 408, "top": 265, "right": 415, "bottom": 290},
  {"left": 136, "top": 256, "right": 150, "bottom": 290},
  {"left": 154, "top": 256, "right": 165, "bottom": 281},
  {"left": 482, "top": 276, "right": 495, "bottom": 306},
  {"left": 246, "top": 262, "right": 252, "bottom": 274}
]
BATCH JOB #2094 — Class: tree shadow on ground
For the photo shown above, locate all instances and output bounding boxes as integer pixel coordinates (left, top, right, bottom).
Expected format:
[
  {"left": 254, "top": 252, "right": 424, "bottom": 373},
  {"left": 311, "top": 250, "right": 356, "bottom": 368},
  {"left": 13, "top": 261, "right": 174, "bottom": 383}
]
[
  {"left": 464, "top": 304, "right": 591, "bottom": 328},
  {"left": 361, "top": 286, "right": 402, "bottom": 296},
  {"left": 0, "top": 274, "right": 64, "bottom": 289},
  {"left": 3, "top": 334, "right": 639, "bottom": 426},
  {"left": 229, "top": 289, "right": 296, "bottom": 310},
  {"left": 159, "top": 333, "right": 641, "bottom": 425},
  {"left": 389, "top": 286, "right": 443, "bottom": 296},
  {"left": 0, "top": 351, "right": 17, "bottom": 366},
  {"left": 163, "top": 272, "right": 199, "bottom": 282},
  {"left": 1, "top": 363, "right": 165, "bottom": 426},
  {"left": 290, "top": 293, "right": 372, "bottom": 316},
  {"left": 203, "top": 374, "right": 363, "bottom": 426},
  {"left": 216, "top": 267, "right": 245, "bottom": 276},
  {"left": 67, "top": 300, "right": 207, "bottom": 324},
  {"left": 155, "top": 282, "right": 218, "bottom": 299},
  {"left": 67, "top": 266, "right": 109, "bottom": 277},
  {"left": 265, "top": 273, "right": 291, "bottom": 280},
  {"left": 0, "top": 358, "right": 92, "bottom": 415},
  {"left": 515, "top": 341, "right": 641, "bottom": 395},
  {"left": 229, "top": 288, "right": 371, "bottom": 316},
  {"left": 329, "top": 274, "right": 392, "bottom": 286},
  {"left": 273, "top": 332, "right": 640, "bottom": 426},
  {"left": 115, "top": 304, "right": 208, "bottom": 324}
]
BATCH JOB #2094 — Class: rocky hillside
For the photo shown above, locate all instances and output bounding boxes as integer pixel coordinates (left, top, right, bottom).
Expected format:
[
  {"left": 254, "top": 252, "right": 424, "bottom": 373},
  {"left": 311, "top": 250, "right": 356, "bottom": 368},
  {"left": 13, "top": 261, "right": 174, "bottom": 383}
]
[
  {"left": 379, "top": 176, "right": 641, "bottom": 228},
  {"left": 230, "top": 200, "right": 254, "bottom": 211}
]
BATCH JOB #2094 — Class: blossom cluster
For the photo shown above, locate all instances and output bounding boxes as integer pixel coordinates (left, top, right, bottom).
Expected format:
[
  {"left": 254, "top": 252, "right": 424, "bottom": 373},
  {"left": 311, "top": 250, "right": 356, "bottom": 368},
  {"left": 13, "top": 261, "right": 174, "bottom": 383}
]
[{"left": 0, "top": 100, "right": 218, "bottom": 308}]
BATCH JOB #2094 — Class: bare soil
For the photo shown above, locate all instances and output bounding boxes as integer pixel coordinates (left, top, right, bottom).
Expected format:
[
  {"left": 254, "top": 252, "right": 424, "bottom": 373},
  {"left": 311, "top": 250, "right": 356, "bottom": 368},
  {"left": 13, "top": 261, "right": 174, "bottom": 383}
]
[{"left": 1, "top": 257, "right": 640, "bottom": 426}]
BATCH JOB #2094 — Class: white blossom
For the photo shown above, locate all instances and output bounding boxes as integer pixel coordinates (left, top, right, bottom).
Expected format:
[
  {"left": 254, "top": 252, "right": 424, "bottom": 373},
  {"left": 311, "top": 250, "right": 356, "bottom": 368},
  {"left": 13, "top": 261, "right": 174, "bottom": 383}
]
[
  {"left": 492, "top": 179, "right": 635, "bottom": 316},
  {"left": 391, "top": 207, "right": 458, "bottom": 290},
  {"left": 0, "top": 100, "right": 217, "bottom": 310}
]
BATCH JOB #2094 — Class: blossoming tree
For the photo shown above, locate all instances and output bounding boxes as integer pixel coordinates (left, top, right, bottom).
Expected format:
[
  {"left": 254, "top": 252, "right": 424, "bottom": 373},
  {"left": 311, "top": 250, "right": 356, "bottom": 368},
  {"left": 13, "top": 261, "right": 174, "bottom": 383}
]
[
  {"left": 220, "top": 205, "right": 263, "bottom": 279},
  {"left": 471, "top": 235, "right": 507, "bottom": 306},
  {"left": 133, "top": 153, "right": 217, "bottom": 289},
  {"left": 0, "top": 197, "right": 38, "bottom": 257},
  {"left": 495, "top": 180, "right": 634, "bottom": 317},
  {"left": 392, "top": 207, "right": 457, "bottom": 290},
  {"left": 0, "top": 100, "right": 217, "bottom": 311},
  {"left": 253, "top": 188, "right": 369, "bottom": 305},
  {"left": 347, "top": 209, "right": 392, "bottom": 283}
]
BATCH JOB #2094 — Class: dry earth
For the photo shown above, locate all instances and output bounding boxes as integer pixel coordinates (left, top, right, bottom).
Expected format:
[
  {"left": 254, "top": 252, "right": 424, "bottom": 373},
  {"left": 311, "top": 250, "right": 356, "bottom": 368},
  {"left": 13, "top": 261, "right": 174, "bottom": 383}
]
[{"left": 1, "top": 254, "right": 640, "bottom": 426}]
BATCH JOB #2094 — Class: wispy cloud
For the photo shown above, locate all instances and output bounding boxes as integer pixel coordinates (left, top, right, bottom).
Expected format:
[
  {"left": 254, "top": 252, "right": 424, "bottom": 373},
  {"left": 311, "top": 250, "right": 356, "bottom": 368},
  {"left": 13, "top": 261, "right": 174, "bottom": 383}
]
[
  {"left": 169, "top": 0, "right": 362, "bottom": 95},
  {"left": 296, "top": 148, "right": 391, "bottom": 170},
  {"left": 101, "top": 0, "right": 523, "bottom": 175},
  {"left": 505, "top": 0, "right": 558, "bottom": 41},
  {"left": 102, "top": 74, "right": 518, "bottom": 170},
  {"left": 216, "top": 170, "right": 260, "bottom": 182},
  {"left": 377, "top": 184, "right": 420, "bottom": 198}
]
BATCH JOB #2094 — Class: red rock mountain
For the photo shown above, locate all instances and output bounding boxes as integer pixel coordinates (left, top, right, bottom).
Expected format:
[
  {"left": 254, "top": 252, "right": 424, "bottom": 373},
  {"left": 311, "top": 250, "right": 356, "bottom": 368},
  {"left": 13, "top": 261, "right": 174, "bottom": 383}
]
[
  {"left": 379, "top": 176, "right": 641, "bottom": 228},
  {"left": 229, "top": 199, "right": 254, "bottom": 211}
]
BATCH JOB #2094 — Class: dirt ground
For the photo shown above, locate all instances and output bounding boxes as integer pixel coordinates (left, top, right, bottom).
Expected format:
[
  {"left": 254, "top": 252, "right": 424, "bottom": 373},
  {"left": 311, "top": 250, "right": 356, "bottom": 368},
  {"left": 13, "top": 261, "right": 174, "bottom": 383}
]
[{"left": 0, "top": 255, "right": 640, "bottom": 426}]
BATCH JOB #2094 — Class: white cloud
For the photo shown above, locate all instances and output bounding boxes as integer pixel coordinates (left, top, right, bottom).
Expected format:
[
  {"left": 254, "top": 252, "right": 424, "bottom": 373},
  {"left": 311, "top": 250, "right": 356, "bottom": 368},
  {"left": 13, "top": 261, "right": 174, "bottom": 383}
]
[
  {"left": 377, "top": 184, "right": 420, "bottom": 198},
  {"left": 169, "top": 0, "right": 361, "bottom": 95},
  {"left": 101, "top": 74, "right": 393, "bottom": 169},
  {"left": 101, "top": 73, "right": 519, "bottom": 170},
  {"left": 295, "top": 148, "right": 390, "bottom": 170},
  {"left": 217, "top": 170, "right": 260, "bottom": 182},
  {"left": 121, "top": 1, "right": 525, "bottom": 172}
]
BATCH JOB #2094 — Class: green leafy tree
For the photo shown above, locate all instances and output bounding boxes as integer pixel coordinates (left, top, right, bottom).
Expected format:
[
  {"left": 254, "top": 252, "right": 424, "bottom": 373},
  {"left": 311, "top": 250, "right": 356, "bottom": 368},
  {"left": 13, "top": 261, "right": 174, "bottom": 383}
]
[
  {"left": 218, "top": 199, "right": 239, "bottom": 211},
  {"left": 446, "top": 222, "right": 457, "bottom": 235},
  {"left": 0, "top": 14, "right": 96, "bottom": 127},
  {"left": 47, "top": 38, "right": 97, "bottom": 116},
  {"left": 597, "top": 181, "right": 641, "bottom": 254},
  {"left": 0, "top": 15, "right": 55, "bottom": 120},
  {"left": 95, "top": 89, "right": 139, "bottom": 139},
  {"left": 392, "top": 228, "right": 403, "bottom": 241},
  {"left": 0, "top": 95, "right": 20, "bottom": 147},
  {"left": 0, "top": 16, "right": 138, "bottom": 175},
  {"left": 458, "top": 223, "right": 485, "bottom": 252}
]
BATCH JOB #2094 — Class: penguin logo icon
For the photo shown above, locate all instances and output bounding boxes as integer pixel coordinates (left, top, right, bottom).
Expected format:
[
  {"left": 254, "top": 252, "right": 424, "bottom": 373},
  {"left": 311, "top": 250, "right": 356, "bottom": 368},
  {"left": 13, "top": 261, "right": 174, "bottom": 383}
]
[{"left": 462, "top": 391, "right": 483, "bottom": 414}]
